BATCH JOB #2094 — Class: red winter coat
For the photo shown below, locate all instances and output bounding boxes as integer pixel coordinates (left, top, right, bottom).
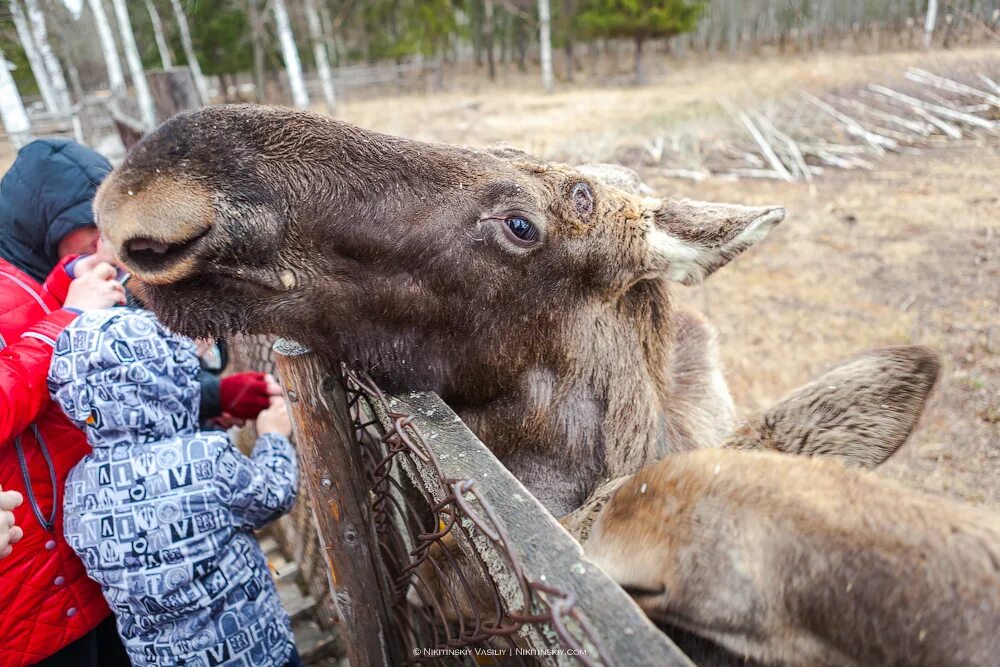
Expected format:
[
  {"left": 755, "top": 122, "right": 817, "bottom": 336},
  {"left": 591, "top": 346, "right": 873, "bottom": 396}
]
[{"left": 0, "top": 256, "right": 110, "bottom": 667}]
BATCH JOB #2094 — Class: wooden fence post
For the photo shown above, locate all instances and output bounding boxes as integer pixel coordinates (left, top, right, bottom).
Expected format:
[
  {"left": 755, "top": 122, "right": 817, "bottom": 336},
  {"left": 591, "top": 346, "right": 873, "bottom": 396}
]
[{"left": 272, "top": 340, "right": 401, "bottom": 667}]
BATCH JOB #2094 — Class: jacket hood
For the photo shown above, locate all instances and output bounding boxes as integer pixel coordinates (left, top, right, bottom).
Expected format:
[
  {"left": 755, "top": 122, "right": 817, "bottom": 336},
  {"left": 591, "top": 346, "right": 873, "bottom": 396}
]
[
  {"left": 48, "top": 308, "right": 201, "bottom": 447},
  {"left": 0, "top": 139, "right": 112, "bottom": 282}
]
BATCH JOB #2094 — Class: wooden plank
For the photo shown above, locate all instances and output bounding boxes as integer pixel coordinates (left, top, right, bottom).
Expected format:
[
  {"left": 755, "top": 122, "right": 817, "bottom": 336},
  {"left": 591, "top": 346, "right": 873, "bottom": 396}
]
[{"left": 273, "top": 340, "right": 402, "bottom": 667}]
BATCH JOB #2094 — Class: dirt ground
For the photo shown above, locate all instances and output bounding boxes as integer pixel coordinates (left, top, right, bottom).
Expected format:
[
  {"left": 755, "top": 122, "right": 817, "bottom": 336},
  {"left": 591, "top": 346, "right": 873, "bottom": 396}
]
[{"left": 333, "top": 46, "right": 999, "bottom": 508}]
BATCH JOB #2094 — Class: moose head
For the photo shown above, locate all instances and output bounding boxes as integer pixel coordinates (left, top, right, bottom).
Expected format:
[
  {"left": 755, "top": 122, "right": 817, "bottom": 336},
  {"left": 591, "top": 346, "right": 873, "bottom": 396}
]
[
  {"left": 97, "top": 105, "right": 781, "bottom": 386},
  {"left": 96, "top": 104, "right": 784, "bottom": 513}
]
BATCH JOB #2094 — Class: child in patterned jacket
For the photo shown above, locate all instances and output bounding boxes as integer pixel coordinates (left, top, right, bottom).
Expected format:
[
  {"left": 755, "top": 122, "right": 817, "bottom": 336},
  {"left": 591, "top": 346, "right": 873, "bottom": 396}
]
[{"left": 49, "top": 308, "right": 301, "bottom": 667}]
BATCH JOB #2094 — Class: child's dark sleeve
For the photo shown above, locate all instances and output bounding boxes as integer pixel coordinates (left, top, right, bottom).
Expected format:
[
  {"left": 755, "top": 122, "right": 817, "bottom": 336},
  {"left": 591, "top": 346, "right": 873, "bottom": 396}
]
[{"left": 215, "top": 432, "right": 298, "bottom": 530}]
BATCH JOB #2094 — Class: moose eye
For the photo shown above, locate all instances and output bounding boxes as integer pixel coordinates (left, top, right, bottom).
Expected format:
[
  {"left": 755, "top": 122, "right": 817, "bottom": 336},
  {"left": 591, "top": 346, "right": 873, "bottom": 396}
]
[{"left": 505, "top": 216, "right": 538, "bottom": 242}]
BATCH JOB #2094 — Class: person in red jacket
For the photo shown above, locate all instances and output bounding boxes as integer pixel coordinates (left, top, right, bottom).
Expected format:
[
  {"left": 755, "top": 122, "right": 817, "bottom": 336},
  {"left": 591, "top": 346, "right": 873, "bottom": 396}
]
[{"left": 0, "top": 138, "right": 282, "bottom": 666}]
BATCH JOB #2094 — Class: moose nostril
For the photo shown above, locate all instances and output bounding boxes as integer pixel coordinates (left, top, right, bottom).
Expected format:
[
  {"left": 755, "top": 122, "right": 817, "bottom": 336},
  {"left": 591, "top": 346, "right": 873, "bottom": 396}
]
[{"left": 127, "top": 238, "right": 172, "bottom": 255}]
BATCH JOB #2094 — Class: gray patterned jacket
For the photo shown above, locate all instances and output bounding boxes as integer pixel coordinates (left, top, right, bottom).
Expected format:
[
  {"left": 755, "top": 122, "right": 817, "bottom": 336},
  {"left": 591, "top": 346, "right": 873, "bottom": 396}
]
[{"left": 50, "top": 309, "right": 298, "bottom": 667}]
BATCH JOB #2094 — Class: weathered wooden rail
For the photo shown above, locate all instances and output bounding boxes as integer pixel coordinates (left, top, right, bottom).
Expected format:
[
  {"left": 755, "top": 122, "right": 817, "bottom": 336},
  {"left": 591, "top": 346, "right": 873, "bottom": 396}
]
[{"left": 273, "top": 339, "right": 691, "bottom": 666}]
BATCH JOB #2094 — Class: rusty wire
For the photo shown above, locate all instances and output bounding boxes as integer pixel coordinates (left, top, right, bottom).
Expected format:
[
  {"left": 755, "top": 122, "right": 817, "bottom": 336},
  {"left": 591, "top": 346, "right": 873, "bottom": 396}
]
[{"left": 345, "top": 366, "right": 614, "bottom": 667}]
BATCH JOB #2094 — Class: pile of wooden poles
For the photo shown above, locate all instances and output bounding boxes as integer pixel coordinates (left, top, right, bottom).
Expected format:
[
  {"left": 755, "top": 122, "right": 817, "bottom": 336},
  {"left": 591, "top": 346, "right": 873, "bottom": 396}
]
[{"left": 647, "top": 64, "right": 1000, "bottom": 182}]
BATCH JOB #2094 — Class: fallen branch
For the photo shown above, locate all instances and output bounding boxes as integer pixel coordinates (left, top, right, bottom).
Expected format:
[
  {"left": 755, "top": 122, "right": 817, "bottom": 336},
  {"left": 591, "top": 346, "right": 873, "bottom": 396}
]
[
  {"left": 869, "top": 84, "right": 997, "bottom": 131},
  {"left": 732, "top": 109, "right": 795, "bottom": 182},
  {"left": 905, "top": 67, "right": 1000, "bottom": 108},
  {"left": 753, "top": 112, "right": 813, "bottom": 181},
  {"left": 835, "top": 96, "right": 933, "bottom": 136},
  {"left": 909, "top": 106, "right": 963, "bottom": 139},
  {"left": 803, "top": 93, "right": 897, "bottom": 154},
  {"left": 660, "top": 168, "right": 711, "bottom": 182},
  {"left": 979, "top": 73, "right": 1000, "bottom": 95}
]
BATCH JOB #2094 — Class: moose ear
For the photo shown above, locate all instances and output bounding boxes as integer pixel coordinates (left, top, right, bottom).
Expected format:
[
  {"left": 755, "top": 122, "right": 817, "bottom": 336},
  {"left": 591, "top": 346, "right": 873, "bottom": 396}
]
[
  {"left": 723, "top": 346, "right": 941, "bottom": 469},
  {"left": 649, "top": 199, "right": 785, "bottom": 285},
  {"left": 575, "top": 163, "right": 655, "bottom": 196}
]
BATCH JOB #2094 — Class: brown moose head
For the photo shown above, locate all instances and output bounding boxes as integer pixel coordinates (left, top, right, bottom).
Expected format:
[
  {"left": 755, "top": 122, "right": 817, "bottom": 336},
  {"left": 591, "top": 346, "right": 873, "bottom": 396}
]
[{"left": 96, "top": 105, "right": 782, "bottom": 392}]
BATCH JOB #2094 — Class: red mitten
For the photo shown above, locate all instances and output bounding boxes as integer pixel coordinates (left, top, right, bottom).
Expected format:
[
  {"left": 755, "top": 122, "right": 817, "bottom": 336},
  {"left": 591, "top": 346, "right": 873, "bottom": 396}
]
[{"left": 220, "top": 372, "right": 272, "bottom": 419}]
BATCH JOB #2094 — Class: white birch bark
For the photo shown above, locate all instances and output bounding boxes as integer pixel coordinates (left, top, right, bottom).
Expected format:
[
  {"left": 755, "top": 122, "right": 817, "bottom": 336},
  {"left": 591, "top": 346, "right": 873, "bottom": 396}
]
[
  {"left": 168, "top": 0, "right": 210, "bottom": 105},
  {"left": 87, "top": 0, "right": 127, "bottom": 97},
  {"left": 303, "top": 0, "right": 335, "bottom": 113},
  {"left": 0, "top": 48, "right": 33, "bottom": 148},
  {"left": 924, "top": 0, "right": 938, "bottom": 47},
  {"left": 144, "top": 0, "right": 173, "bottom": 69},
  {"left": 272, "top": 0, "right": 309, "bottom": 108},
  {"left": 110, "top": 0, "right": 156, "bottom": 128},
  {"left": 538, "top": 0, "right": 554, "bottom": 93},
  {"left": 9, "top": 0, "right": 59, "bottom": 115},
  {"left": 23, "top": 0, "right": 72, "bottom": 114}
]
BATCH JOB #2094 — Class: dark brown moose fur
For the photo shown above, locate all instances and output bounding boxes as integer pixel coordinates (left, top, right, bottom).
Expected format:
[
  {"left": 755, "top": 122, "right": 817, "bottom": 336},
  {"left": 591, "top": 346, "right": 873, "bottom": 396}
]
[
  {"left": 587, "top": 448, "right": 1000, "bottom": 667},
  {"left": 96, "top": 104, "right": 788, "bottom": 515}
]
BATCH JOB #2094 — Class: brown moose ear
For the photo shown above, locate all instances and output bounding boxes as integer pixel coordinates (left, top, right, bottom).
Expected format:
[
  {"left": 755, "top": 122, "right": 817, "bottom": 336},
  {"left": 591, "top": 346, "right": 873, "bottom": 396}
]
[
  {"left": 575, "top": 163, "right": 655, "bottom": 196},
  {"left": 648, "top": 199, "right": 785, "bottom": 285},
  {"left": 723, "top": 346, "right": 941, "bottom": 468}
]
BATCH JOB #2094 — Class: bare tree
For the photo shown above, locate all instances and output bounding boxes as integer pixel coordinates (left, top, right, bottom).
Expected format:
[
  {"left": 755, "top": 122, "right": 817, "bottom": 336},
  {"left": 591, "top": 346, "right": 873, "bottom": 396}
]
[
  {"left": 303, "top": 0, "right": 336, "bottom": 113},
  {"left": 248, "top": 0, "right": 266, "bottom": 103},
  {"left": 9, "top": 0, "right": 59, "bottom": 115},
  {"left": 538, "top": 0, "right": 554, "bottom": 93},
  {"left": 272, "top": 0, "right": 309, "bottom": 108},
  {"left": 0, "top": 47, "right": 32, "bottom": 148},
  {"left": 144, "top": 0, "right": 173, "bottom": 69},
  {"left": 168, "top": 0, "right": 211, "bottom": 105},
  {"left": 110, "top": 0, "right": 156, "bottom": 127},
  {"left": 484, "top": 0, "right": 496, "bottom": 80},
  {"left": 925, "top": 0, "right": 939, "bottom": 47},
  {"left": 87, "top": 0, "right": 126, "bottom": 98},
  {"left": 23, "top": 0, "right": 72, "bottom": 115}
]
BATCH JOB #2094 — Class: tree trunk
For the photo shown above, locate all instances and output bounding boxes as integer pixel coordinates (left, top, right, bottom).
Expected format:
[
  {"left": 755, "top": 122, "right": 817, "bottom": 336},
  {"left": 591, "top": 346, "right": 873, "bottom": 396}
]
[
  {"left": 0, "top": 47, "right": 33, "bottom": 148},
  {"left": 86, "top": 0, "right": 127, "bottom": 98},
  {"left": 634, "top": 35, "right": 645, "bottom": 85},
  {"left": 144, "top": 0, "right": 173, "bottom": 69},
  {"left": 23, "top": 0, "right": 72, "bottom": 115},
  {"left": 272, "top": 0, "right": 310, "bottom": 108},
  {"left": 318, "top": 2, "right": 340, "bottom": 68},
  {"left": 9, "top": 0, "right": 59, "bottom": 115},
  {"left": 563, "top": 0, "right": 575, "bottom": 82},
  {"left": 169, "top": 0, "right": 210, "bottom": 105},
  {"left": 484, "top": 0, "right": 496, "bottom": 80},
  {"left": 110, "top": 0, "right": 156, "bottom": 128},
  {"left": 249, "top": 0, "right": 266, "bottom": 103},
  {"left": 515, "top": 15, "right": 527, "bottom": 72},
  {"left": 925, "top": 0, "right": 939, "bottom": 47},
  {"left": 304, "top": 0, "right": 336, "bottom": 114},
  {"left": 538, "top": 0, "right": 554, "bottom": 93}
]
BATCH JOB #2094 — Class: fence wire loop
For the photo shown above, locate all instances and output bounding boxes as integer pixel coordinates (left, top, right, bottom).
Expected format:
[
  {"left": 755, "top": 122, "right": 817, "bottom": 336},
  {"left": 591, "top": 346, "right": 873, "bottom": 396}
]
[{"left": 342, "top": 364, "right": 616, "bottom": 666}]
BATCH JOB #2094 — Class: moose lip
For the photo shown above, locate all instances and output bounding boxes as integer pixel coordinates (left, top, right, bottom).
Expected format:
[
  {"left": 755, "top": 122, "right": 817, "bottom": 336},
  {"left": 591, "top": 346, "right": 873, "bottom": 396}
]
[{"left": 122, "top": 228, "right": 210, "bottom": 277}]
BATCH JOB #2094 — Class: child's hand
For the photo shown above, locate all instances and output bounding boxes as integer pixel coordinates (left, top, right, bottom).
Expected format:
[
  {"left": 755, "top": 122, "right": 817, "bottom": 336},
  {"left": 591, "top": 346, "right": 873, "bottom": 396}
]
[
  {"left": 0, "top": 485, "right": 24, "bottom": 559},
  {"left": 256, "top": 397, "right": 293, "bottom": 438},
  {"left": 64, "top": 262, "right": 127, "bottom": 311}
]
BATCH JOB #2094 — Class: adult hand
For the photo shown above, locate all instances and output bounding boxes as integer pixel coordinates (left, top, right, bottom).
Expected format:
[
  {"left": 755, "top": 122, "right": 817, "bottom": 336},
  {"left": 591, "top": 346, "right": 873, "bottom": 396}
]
[
  {"left": 220, "top": 372, "right": 274, "bottom": 419},
  {"left": 64, "top": 262, "right": 126, "bottom": 311},
  {"left": 0, "top": 486, "right": 24, "bottom": 559},
  {"left": 256, "top": 397, "right": 293, "bottom": 438}
]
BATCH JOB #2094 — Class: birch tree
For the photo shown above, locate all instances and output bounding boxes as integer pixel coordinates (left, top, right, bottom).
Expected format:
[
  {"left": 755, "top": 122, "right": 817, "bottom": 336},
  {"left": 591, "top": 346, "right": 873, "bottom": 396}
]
[
  {"left": 272, "top": 0, "right": 310, "bottom": 108},
  {"left": 110, "top": 0, "right": 156, "bottom": 128},
  {"left": 87, "top": 0, "right": 126, "bottom": 98},
  {"left": 168, "top": 0, "right": 210, "bottom": 105},
  {"left": 924, "top": 0, "right": 938, "bottom": 47},
  {"left": 144, "top": 0, "right": 173, "bottom": 69},
  {"left": 9, "top": 0, "right": 59, "bottom": 115},
  {"left": 304, "top": 0, "right": 336, "bottom": 113},
  {"left": 23, "top": 0, "right": 72, "bottom": 114},
  {"left": 0, "top": 47, "right": 32, "bottom": 148},
  {"left": 538, "top": 0, "right": 554, "bottom": 93}
]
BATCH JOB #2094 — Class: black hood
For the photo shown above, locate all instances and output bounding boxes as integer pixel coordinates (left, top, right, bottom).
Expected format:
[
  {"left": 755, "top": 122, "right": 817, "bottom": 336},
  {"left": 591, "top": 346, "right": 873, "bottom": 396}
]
[{"left": 0, "top": 138, "right": 112, "bottom": 281}]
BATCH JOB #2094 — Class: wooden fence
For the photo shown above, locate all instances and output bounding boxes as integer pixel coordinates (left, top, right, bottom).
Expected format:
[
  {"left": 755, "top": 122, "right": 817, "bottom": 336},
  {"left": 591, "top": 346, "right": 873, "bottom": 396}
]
[{"left": 246, "top": 338, "right": 690, "bottom": 666}]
